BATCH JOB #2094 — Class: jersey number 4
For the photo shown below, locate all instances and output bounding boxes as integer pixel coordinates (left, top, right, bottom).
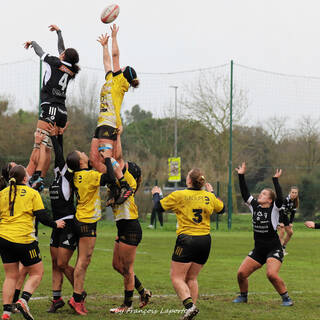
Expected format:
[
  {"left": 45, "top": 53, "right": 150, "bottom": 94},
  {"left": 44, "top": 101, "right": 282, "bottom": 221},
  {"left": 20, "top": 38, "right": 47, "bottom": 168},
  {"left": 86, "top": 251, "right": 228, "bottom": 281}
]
[
  {"left": 192, "top": 209, "right": 203, "bottom": 223},
  {"left": 58, "top": 73, "right": 68, "bottom": 91}
]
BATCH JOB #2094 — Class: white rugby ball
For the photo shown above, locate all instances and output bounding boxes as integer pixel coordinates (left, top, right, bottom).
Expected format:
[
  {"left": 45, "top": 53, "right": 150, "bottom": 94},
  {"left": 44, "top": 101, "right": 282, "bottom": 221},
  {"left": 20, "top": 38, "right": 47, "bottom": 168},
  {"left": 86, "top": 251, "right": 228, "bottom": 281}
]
[{"left": 101, "top": 4, "right": 120, "bottom": 24}]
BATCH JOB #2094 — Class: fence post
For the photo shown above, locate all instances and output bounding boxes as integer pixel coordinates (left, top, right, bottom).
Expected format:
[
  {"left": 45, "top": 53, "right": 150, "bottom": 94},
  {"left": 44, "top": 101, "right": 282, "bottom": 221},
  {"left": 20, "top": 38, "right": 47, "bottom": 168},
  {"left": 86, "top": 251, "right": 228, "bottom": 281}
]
[
  {"left": 227, "top": 60, "right": 234, "bottom": 230},
  {"left": 216, "top": 181, "right": 220, "bottom": 230}
]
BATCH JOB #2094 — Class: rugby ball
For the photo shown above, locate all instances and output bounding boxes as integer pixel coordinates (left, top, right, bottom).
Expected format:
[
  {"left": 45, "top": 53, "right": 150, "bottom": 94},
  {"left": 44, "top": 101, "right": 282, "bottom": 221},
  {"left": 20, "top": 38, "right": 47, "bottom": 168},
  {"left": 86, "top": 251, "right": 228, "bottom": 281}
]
[{"left": 101, "top": 4, "right": 120, "bottom": 24}]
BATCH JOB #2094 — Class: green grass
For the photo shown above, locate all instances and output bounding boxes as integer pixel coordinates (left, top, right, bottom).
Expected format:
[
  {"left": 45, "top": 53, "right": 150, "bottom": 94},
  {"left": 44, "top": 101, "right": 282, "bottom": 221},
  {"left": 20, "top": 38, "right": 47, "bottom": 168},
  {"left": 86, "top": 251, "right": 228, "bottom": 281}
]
[{"left": 1, "top": 214, "right": 320, "bottom": 319}]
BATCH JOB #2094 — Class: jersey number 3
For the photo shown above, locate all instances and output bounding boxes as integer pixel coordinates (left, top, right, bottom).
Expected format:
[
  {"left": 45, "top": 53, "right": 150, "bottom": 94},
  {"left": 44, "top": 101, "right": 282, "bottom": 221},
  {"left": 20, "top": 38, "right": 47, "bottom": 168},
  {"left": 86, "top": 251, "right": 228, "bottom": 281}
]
[
  {"left": 59, "top": 73, "right": 68, "bottom": 91},
  {"left": 192, "top": 209, "right": 203, "bottom": 223}
]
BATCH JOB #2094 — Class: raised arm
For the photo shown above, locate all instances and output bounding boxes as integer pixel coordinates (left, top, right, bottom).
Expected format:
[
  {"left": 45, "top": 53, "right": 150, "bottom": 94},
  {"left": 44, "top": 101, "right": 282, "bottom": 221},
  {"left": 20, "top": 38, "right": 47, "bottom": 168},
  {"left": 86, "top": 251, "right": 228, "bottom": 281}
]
[
  {"left": 235, "top": 162, "right": 251, "bottom": 202},
  {"left": 49, "top": 24, "right": 65, "bottom": 54},
  {"left": 273, "top": 169, "right": 283, "bottom": 208},
  {"left": 26, "top": 131, "right": 44, "bottom": 177},
  {"left": 97, "top": 33, "right": 111, "bottom": 73},
  {"left": 151, "top": 186, "right": 165, "bottom": 212},
  {"left": 111, "top": 24, "right": 120, "bottom": 72},
  {"left": 24, "top": 41, "right": 45, "bottom": 58}
]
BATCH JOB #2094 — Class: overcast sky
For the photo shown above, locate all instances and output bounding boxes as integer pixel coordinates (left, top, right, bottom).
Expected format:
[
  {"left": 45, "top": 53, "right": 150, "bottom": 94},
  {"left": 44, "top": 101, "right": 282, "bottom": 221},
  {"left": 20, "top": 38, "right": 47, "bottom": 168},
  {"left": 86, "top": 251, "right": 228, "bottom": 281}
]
[
  {"left": 1, "top": 0, "right": 320, "bottom": 126},
  {"left": 1, "top": 0, "right": 320, "bottom": 74}
]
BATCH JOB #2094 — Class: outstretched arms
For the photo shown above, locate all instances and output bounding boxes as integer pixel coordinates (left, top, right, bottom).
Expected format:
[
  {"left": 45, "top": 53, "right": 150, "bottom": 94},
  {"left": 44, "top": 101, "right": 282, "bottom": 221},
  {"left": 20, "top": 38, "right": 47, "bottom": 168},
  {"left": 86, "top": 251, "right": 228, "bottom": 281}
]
[
  {"left": 49, "top": 24, "right": 65, "bottom": 54},
  {"left": 111, "top": 24, "right": 120, "bottom": 72},
  {"left": 97, "top": 33, "right": 112, "bottom": 73},
  {"left": 24, "top": 41, "right": 45, "bottom": 58},
  {"left": 273, "top": 169, "right": 283, "bottom": 208},
  {"left": 235, "top": 162, "right": 251, "bottom": 203}
]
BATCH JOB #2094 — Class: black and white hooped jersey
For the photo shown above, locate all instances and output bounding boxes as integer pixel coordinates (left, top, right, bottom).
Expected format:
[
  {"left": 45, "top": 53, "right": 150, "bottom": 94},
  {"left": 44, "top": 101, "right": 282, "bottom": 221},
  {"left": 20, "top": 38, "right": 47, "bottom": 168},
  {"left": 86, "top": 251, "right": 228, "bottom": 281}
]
[
  {"left": 49, "top": 164, "right": 75, "bottom": 220},
  {"left": 281, "top": 195, "right": 297, "bottom": 223},
  {"left": 246, "top": 196, "right": 281, "bottom": 241},
  {"left": 40, "top": 53, "right": 76, "bottom": 105}
]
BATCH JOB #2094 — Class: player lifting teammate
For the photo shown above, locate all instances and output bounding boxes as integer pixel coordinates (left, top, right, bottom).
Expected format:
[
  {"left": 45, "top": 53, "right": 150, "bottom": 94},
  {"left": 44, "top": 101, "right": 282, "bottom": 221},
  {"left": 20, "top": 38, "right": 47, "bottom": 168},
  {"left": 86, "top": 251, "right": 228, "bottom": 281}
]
[
  {"left": 232, "top": 162, "right": 293, "bottom": 306},
  {"left": 152, "top": 169, "right": 225, "bottom": 320},
  {"left": 110, "top": 161, "right": 152, "bottom": 313},
  {"left": 24, "top": 24, "right": 80, "bottom": 190},
  {"left": 89, "top": 24, "right": 139, "bottom": 205}
]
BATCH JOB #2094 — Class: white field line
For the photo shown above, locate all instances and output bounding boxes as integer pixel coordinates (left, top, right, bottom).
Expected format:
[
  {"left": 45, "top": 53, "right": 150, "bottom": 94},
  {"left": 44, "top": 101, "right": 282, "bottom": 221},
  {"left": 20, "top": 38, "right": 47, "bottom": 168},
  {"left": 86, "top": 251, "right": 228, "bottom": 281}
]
[{"left": 30, "top": 291, "right": 306, "bottom": 301}]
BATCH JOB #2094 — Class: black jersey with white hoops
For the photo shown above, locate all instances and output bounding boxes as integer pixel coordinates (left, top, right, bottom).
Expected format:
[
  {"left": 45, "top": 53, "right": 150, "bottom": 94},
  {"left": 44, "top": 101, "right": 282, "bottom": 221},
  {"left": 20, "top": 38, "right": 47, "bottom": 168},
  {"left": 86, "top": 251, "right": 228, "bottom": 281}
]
[
  {"left": 31, "top": 30, "right": 76, "bottom": 106},
  {"left": 238, "top": 174, "right": 283, "bottom": 242}
]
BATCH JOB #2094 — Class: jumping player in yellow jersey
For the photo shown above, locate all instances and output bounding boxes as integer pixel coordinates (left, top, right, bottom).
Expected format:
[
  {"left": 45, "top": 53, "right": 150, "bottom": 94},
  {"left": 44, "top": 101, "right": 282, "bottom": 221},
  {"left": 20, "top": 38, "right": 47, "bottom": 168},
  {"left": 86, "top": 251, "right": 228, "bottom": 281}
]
[
  {"left": 65, "top": 149, "right": 118, "bottom": 315},
  {"left": 152, "top": 169, "right": 225, "bottom": 320},
  {"left": 110, "top": 162, "right": 152, "bottom": 314},
  {"left": 89, "top": 24, "right": 139, "bottom": 205},
  {"left": 0, "top": 165, "right": 65, "bottom": 320}
]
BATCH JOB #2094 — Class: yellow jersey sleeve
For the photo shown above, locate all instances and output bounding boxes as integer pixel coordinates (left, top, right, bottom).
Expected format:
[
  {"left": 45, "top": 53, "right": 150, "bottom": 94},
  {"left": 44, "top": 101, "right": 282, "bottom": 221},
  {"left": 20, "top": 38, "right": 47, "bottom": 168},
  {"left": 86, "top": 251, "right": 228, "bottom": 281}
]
[
  {"left": 211, "top": 194, "right": 224, "bottom": 213},
  {"left": 160, "top": 191, "right": 181, "bottom": 212},
  {"left": 32, "top": 189, "right": 45, "bottom": 212}
]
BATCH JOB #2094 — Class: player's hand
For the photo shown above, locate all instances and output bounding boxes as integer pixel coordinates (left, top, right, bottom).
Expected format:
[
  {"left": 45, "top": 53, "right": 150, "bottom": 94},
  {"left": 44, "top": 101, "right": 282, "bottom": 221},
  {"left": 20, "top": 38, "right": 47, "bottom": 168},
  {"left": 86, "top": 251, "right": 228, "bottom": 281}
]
[
  {"left": 235, "top": 162, "right": 246, "bottom": 174},
  {"left": 111, "top": 24, "right": 119, "bottom": 38},
  {"left": 273, "top": 169, "right": 282, "bottom": 178},
  {"left": 34, "top": 130, "right": 45, "bottom": 144},
  {"left": 97, "top": 33, "right": 110, "bottom": 47},
  {"left": 304, "top": 221, "right": 315, "bottom": 229},
  {"left": 24, "top": 41, "right": 32, "bottom": 49},
  {"left": 205, "top": 183, "right": 214, "bottom": 193},
  {"left": 48, "top": 24, "right": 60, "bottom": 32},
  {"left": 117, "top": 125, "right": 123, "bottom": 135},
  {"left": 152, "top": 186, "right": 161, "bottom": 195},
  {"left": 48, "top": 123, "right": 58, "bottom": 136},
  {"left": 55, "top": 219, "right": 65, "bottom": 229},
  {"left": 58, "top": 121, "right": 69, "bottom": 135}
]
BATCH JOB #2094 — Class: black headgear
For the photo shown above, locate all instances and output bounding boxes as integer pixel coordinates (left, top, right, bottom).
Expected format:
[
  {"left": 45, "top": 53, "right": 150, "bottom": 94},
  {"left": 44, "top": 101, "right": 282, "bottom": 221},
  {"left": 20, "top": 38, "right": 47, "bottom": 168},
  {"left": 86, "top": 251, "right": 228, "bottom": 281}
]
[
  {"left": 127, "top": 161, "right": 141, "bottom": 182},
  {"left": 123, "top": 66, "right": 137, "bottom": 84}
]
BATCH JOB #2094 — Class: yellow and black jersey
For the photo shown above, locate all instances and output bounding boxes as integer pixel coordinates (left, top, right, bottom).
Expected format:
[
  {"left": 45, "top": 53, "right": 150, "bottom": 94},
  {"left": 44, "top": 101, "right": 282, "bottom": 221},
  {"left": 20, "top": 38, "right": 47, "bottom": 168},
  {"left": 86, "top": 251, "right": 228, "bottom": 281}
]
[
  {"left": 0, "top": 185, "right": 45, "bottom": 244},
  {"left": 112, "top": 170, "right": 138, "bottom": 221},
  {"left": 74, "top": 170, "right": 102, "bottom": 223},
  {"left": 160, "top": 189, "right": 224, "bottom": 236},
  {"left": 97, "top": 71, "right": 129, "bottom": 129}
]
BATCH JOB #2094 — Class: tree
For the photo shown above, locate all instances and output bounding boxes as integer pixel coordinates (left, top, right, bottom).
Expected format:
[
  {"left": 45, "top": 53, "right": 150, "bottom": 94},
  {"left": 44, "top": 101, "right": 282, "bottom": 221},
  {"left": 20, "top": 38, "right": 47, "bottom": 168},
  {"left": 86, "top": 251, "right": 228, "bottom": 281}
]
[{"left": 124, "top": 105, "right": 153, "bottom": 124}]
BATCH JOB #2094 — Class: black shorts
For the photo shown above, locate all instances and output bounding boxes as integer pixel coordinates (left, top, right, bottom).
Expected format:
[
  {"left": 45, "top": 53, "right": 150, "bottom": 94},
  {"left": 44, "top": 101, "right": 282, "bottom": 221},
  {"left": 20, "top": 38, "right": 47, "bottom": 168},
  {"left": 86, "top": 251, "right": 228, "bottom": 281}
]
[
  {"left": 172, "top": 234, "right": 211, "bottom": 265},
  {"left": 94, "top": 125, "right": 118, "bottom": 141},
  {"left": 116, "top": 219, "right": 142, "bottom": 246},
  {"left": 50, "top": 220, "right": 78, "bottom": 251},
  {"left": 248, "top": 240, "right": 284, "bottom": 265},
  {"left": 73, "top": 218, "right": 97, "bottom": 238},
  {"left": 0, "top": 237, "right": 41, "bottom": 267},
  {"left": 279, "top": 213, "right": 290, "bottom": 226},
  {"left": 39, "top": 103, "right": 67, "bottom": 127}
]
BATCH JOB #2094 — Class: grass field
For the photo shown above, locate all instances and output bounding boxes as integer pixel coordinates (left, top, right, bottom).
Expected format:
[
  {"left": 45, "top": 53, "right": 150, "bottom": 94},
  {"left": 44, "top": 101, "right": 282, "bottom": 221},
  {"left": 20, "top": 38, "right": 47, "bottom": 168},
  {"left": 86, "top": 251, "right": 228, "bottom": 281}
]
[{"left": 1, "top": 214, "right": 320, "bottom": 320}]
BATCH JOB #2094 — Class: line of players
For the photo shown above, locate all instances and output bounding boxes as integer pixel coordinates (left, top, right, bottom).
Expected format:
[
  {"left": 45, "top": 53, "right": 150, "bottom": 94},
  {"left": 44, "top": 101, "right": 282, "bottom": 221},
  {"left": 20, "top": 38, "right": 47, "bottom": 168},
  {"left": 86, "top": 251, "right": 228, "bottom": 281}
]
[{"left": 0, "top": 23, "right": 311, "bottom": 320}]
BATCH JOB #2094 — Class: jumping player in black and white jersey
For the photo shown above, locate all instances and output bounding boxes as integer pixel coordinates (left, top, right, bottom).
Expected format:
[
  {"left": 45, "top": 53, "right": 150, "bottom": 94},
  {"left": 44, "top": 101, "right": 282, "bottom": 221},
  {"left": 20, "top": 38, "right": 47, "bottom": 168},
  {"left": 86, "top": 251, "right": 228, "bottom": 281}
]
[
  {"left": 47, "top": 125, "right": 79, "bottom": 313},
  {"left": 24, "top": 24, "right": 80, "bottom": 190},
  {"left": 232, "top": 162, "right": 293, "bottom": 307}
]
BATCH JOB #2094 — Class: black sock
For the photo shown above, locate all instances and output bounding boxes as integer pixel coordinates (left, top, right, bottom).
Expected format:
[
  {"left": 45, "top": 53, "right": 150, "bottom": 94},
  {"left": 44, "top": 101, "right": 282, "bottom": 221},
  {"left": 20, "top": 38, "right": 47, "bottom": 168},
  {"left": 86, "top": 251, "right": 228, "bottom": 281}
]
[
  {"left": 73, "top": 292, "right": 83, "bottom": 303},
  {"left": 119, "top": 177, "right": 129, "bottom": 188},
  {"left": 282, "top": 245, "right": 286, "bottom": 249},
  {"left": 3, "top": 304, "right": 12, "bottom": 313},
  {"left": 53, "top": 290, "right": 61, "bottom": 301},
  {"left": 124, "top": 290, "right": 133, "bottom": 307},
  {"left": 134, "top": 275, "right": 145, "bottom": 296},
  {"left": 12, "top": 289, "right": 20, "bottom": 303},
  {"left": 240, "top": 292, "right": 248, "bottom": 297},
  {"left": 280, "top": 291, "right": 289, "bottom": 299},
  {"left": 21, "top": 291, "right": 32, "bottom": 302},
  {"left": 34, "top": 170, "right": 41, "bottom": 178},
  {"left": 183, "top": 297, "right": 193, "bottom": 309}
]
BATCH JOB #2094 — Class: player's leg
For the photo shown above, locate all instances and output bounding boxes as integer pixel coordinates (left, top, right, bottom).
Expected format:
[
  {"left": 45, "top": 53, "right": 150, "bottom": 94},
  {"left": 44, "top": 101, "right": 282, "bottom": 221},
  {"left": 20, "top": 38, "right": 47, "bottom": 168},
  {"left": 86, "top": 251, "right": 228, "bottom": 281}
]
[
  {"left": 233, "top": 256, "right": 262, "bottom": 303},
  {"left": 89, "top": 138, "right": 107, "bottom": 173},
  {"left": 184, "top": 262, "right": 203, "bottom": 304},
  {"left": 283, "top": 224, "right": 293, "bottom": 249},
  {"left": 266, "top": 257, "right": 293, "bottom": 306},
  {"left": 12, "top": 263, "right": 28, "bottom": 308},
  {"left": 277, "top": 223, "right": 285, "bottom": 245},
  {"left": 57, "top": 247, "right": 74, "bottom": 286}
]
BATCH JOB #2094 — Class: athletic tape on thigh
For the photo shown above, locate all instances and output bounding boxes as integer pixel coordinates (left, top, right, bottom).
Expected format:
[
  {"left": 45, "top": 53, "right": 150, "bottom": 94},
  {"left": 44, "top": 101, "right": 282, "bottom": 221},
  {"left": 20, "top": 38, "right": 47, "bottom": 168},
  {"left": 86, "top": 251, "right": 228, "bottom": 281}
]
[
  {"left": 37, "top": 128, "right": 52, "bottom": 148},
  {"left": 111, "top": 157, "right": 119, "bottom": 168},
  {"left": 98, "top": 143, "right": 113, "bottom": 151}
]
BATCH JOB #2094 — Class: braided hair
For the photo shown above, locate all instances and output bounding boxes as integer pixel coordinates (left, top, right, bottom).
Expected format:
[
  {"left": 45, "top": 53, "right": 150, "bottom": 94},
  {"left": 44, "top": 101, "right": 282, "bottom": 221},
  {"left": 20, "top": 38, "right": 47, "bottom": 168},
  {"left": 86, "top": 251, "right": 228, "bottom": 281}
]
[{"left": 8, "top": 165, "right": 26, "bottom": 216}]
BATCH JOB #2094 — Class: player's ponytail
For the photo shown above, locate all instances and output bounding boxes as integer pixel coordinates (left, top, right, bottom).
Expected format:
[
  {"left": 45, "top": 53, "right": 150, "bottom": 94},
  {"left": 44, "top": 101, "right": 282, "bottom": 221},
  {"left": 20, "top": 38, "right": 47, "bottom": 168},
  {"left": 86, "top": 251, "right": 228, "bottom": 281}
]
[
  {"left": 123, "top": 66, "right": 139, "bottom": 88},
  {"left": 8, "top": 165, "right": 26, "bottom": 216},
  {"left": 64, "top": 48, "right": 80, "bottom": 77},
  {"left": 189, "top": 168, "right": 205, "bottom": 190}
]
